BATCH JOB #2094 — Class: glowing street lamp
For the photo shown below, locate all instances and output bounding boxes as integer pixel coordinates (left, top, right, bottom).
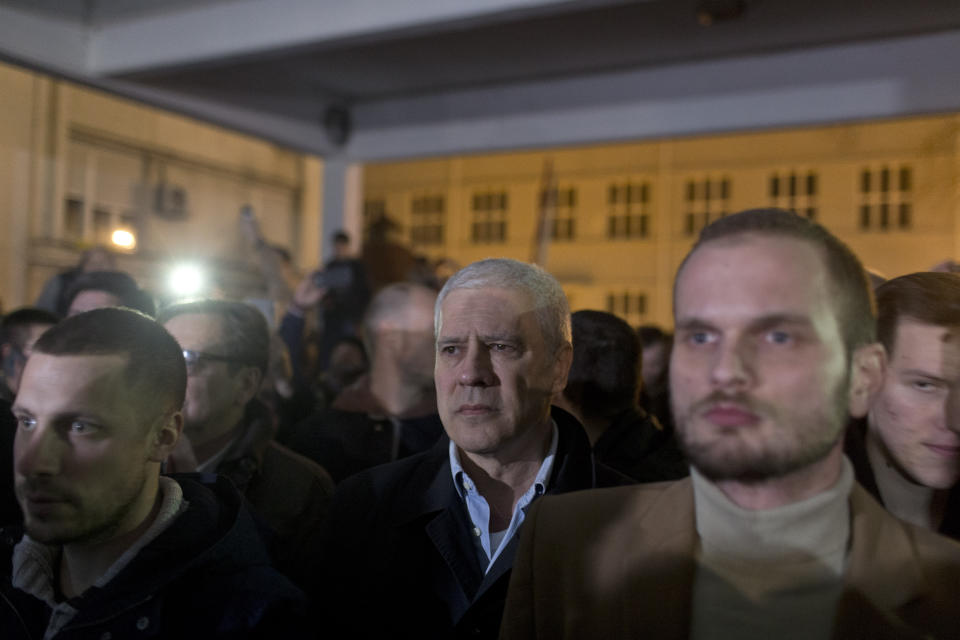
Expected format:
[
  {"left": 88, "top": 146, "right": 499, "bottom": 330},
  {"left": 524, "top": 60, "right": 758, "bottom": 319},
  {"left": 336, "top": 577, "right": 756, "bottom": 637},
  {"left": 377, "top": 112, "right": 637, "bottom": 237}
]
[
  {"left": 111, "top": 229, "right": 136, "bottom": 250},
  {"left": 168, "top": 264, "right": 205, "bottom": 299}
]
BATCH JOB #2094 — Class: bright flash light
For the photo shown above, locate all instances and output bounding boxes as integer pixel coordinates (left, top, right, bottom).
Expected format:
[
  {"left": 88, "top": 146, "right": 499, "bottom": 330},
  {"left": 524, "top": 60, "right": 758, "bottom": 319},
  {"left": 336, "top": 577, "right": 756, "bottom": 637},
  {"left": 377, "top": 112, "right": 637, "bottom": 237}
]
[
  {"left": 111, "top": 229, "right": 136, "bottom": 250},
  {"left": 168, "top": 264, "right": 205, "bottom": 298}
]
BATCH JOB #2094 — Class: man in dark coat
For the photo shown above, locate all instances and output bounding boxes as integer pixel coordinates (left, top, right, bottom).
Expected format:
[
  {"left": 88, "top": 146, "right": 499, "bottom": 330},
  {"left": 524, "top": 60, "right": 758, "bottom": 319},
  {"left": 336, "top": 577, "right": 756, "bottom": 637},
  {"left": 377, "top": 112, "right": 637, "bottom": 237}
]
[
  {"left": 556, "top": 309, "right": 687, "bottom": 483},
  {"left": 159, "top": 299, "right": 334, "bottom": 594},
  {"left": 284, "top": 282, "right": 443, "bottom": 482},
  {"left": 318, "top": 258, "right": 631, "bottom": 639},
  {"left": 0, "top": 308, "right": 307, "bottom": 638}
]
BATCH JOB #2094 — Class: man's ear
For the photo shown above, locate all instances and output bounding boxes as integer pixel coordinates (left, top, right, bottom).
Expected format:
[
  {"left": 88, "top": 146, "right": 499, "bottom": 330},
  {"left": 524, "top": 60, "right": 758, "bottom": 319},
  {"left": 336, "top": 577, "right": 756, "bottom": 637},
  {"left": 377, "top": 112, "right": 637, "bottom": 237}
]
[
  {"left": 149, "top": 411, "right": 183, "bottom": 463},
  {"left": 550, "top": 342, "right": 574, "bottom": 396},
  {"left": 235, "top": 366, "right": 263, "bottom": 406},
  {"left": 848, "top": 342, "right": 886, "bottom": 419}
]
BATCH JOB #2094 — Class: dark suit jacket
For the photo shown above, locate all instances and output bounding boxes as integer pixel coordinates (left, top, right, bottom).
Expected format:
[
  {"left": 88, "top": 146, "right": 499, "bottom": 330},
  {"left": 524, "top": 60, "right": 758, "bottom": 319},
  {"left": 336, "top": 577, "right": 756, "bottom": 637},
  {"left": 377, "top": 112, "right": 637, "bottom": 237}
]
[
  {"left": 316, "top": 407, "right": 630, "bottom": 639},
  {"left": 592, "top": 407, "right": 688, "bottom": 483},
  {"left": 501, "top": 476, "right": 960, "bottom": 640}
]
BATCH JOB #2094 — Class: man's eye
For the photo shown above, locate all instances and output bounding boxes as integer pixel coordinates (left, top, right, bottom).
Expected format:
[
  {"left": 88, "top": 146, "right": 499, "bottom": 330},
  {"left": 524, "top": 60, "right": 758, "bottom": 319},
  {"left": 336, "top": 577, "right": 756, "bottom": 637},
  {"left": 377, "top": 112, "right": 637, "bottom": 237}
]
[
  {"left": 69, "top": 420, "right": 95, "bottom": 434},
  {"left": 440, "top": 345, "right": 458, "bottom": 355},
  {"left": 16, "top": 416, "right": 36, "bottom": 431},
  {"left": 912, "top": 380, "right": 938, "bottom": 392},
  {"left": 766, "top": 331, "right": 792, "bottom": 345},
  {"left": 490, "top": 343, "right": 515, "bottom": 352},
  {"left": 688, "top": 332, "right": 715, "bottom": 346}
]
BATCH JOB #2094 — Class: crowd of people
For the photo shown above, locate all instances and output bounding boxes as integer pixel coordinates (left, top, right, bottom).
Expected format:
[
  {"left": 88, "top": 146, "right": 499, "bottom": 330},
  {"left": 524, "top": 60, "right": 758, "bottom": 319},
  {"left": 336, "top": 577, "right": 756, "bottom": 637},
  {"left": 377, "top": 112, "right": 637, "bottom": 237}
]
[{"left": 0, "top": 207, "right": 959, "bottom": 638}]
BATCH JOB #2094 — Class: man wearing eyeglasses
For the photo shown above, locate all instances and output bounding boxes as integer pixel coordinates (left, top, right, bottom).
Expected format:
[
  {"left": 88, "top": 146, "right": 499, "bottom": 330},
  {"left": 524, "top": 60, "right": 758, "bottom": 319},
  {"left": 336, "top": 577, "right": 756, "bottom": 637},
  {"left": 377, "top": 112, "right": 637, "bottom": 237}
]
[{"left": 158, "top": 299, "right": 334, "bottom": 597}]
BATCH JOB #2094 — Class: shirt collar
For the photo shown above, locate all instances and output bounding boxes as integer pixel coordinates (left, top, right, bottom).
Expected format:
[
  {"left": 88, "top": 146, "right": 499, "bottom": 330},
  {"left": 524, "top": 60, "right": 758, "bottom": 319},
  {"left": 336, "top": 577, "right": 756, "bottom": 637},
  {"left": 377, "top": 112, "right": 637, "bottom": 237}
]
[{"left": 449, "top": 420, "right": 559, "bottom": 500}]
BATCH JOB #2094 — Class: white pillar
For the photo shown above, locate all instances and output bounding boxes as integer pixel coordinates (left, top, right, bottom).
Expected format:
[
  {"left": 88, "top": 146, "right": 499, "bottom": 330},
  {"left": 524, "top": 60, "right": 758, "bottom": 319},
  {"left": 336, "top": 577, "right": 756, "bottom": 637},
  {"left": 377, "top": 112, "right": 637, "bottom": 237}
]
[{"left": 320, "top": 156, "right": 363, "bottom": 261}]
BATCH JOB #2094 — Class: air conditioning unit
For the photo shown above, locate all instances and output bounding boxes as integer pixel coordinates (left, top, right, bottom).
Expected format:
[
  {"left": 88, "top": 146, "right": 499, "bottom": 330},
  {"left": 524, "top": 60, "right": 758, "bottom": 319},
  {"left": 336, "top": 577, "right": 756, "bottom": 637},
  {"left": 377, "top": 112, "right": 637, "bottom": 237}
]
[{"left": 153, "top": 183, "right": 189, "bottom": 219}]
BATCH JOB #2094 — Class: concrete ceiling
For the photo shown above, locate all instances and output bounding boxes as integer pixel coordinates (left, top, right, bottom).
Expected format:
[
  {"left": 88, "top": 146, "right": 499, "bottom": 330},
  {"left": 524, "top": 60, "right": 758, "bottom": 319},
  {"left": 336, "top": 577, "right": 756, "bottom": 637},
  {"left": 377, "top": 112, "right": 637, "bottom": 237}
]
[{"left": 2, "top": 0, "right": 960, "bottom": 161}]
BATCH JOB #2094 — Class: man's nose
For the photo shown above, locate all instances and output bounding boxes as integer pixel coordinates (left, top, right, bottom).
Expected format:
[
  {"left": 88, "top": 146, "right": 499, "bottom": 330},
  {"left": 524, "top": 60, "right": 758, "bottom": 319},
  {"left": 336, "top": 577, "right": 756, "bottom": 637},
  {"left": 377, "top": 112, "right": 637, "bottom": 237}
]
[
  {"left": 710, "top": 338, "right": 753, "bottom": 391},
  {"left": 14, "top": 423, "right": 62, "bottom": 478},
  {"left": 458, "top": 342, "right": 497, "bottom": 387}
]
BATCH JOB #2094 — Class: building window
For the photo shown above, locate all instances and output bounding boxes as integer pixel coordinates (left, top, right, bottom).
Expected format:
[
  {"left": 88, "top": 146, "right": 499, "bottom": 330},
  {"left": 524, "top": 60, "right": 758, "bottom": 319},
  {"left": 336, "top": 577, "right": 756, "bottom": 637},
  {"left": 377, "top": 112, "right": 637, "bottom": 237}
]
[
  {"left": 471, "top": 190, "right": 509, "bottom": 244},
  {"left": 859, "top": 165, "right": 912, "bottom": 231},
  {"left": 540, "top": 187, "right": 577, "bottom": 241},
  {"left": 769, "top": 171, "right": 818, "bottom": 220},
  {"left": 606, "top": 291, "right": 648, "bottom": 324},
  {"left": 607, "top": 181, "right": 651, "bottom": 239},
  {"left": 93, "top": 207, "right": 112, "bottom": 244},
  {"left": 684, "top": 177, "right": 731, "bottom": 236},
  {"left": 410, "top": 195, "right": 445, "bottom": 246},
  {"left": 63, "top": 197, "right": 84, "bottom": 240}
]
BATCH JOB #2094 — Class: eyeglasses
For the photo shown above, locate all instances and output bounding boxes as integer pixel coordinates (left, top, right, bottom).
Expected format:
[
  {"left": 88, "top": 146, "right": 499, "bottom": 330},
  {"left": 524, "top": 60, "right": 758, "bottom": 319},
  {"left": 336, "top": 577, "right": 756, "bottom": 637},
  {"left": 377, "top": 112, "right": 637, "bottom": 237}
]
[{"left": 182, "top": 349, "right": 249, "bottom": 374}]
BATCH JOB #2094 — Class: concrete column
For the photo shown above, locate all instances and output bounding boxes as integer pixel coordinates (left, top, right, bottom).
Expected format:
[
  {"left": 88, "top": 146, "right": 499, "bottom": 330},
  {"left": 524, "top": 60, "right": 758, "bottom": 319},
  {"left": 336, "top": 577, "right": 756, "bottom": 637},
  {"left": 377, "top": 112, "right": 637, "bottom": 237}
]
[
  {"left": 320, "top": 156, "right": 363, "bottom": 261},
  {"left": 954, "top": 115, "right": 960, "bottom": 263},
  {"left": 6, "top": 150, "right": 31, "bottom": 308}
]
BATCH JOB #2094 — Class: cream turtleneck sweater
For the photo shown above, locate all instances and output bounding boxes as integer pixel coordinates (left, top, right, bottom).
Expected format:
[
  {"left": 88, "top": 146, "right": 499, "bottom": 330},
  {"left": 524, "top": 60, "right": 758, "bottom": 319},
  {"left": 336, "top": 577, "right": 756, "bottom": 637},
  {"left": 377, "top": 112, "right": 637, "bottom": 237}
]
[{"left": 689, "top": 459, "right": 855, "bottom": 640}]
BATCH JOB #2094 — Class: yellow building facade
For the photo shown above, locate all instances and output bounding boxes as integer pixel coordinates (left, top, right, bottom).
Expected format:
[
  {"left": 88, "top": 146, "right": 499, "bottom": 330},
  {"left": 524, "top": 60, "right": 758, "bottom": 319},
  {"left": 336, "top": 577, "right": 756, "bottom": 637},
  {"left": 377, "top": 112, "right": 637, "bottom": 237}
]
[
  {"left": 364, "top": 115, "right": 960, "bottom": 328},
  {"left": 0, "top": 61, "right": 322, "bottom": 311}
]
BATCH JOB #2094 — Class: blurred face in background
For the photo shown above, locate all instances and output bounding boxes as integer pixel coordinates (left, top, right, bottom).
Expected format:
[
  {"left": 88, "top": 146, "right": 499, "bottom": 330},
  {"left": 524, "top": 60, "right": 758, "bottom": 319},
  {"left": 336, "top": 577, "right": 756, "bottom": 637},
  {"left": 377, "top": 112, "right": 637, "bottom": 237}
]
[
  {"left": 868, "top": 318, "right": 960, "bottom": 489},
  {"left": 2, "top": 322, "right": 54, "bottom": 395},
  {"left": 163, "top": 313, "right": 254, "bottom": 448}
]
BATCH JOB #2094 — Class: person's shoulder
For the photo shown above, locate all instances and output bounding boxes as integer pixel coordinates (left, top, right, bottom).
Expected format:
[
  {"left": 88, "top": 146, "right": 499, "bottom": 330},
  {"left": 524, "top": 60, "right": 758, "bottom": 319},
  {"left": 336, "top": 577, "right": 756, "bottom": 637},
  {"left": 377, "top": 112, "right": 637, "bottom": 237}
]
[
  {"left": 850, "top": 483, "right": 960, "bottom": 610},
  {"left": 533, "top": 478, "right": 692, "bottom": 530},
  {"left": 337, "top": 445, "right": 447, "bottom": 498},
  {"left": 133, "top": 476, "right": 311, "bottom": 636},
  {"left": 262, "top": 440, "right": 335, "bottom": 490},
  {"left": 904, "top": 512, "right": 960, "bottom": 570}
]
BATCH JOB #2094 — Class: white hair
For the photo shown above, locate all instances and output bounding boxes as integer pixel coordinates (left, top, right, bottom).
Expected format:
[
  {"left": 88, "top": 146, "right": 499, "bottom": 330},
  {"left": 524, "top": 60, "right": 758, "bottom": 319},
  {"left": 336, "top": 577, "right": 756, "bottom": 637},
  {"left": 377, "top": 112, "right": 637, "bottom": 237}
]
[{"left": 435, "top": 258, "right": 571, "bottom": 353}]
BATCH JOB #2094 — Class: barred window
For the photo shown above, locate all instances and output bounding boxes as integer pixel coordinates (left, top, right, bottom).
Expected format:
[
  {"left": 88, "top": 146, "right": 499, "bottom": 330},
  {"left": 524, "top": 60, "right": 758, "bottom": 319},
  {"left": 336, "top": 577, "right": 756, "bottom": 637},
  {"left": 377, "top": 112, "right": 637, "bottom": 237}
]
[
  {"left": 606, "top": 291, "right": 647, "bottom": 324},
  {"left": 607, "top": 181, "right": 651, "bottom": 239},
  {"left": 471, "top": 190, "right": 509, "bottom": 244},
  {"left": 410, "top": 195, "right": 445, "bottom": 246},
  {"left": 769, "top": 171, "right": 818, "bottom": 220},
  {"left": 541, "top": 187, "right": 577, "bottom": 241},
  {"left": 684, "top": 177, "right": 731, "bottom": 237},
  {"left": 859, "top": 165, "right": 912, "bottom": 231}
]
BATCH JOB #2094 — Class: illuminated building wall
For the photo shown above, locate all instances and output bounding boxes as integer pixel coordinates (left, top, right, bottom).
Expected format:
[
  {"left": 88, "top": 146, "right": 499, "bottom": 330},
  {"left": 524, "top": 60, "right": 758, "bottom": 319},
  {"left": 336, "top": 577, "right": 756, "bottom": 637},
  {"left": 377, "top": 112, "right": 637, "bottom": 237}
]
[
  {"left": 364, "top": 115, "right": 960, "bottom": 328},
  {"left": 0, "top": 61, "right": 322, "bottom": 310}
]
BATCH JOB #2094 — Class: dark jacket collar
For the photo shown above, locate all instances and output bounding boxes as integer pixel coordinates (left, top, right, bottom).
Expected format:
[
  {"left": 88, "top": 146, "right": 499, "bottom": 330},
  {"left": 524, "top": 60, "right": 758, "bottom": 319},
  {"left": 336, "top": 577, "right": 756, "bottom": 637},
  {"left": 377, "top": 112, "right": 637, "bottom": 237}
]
[
  {"left": 216, "top": 400, "right": 276, "bottom": 492},
  {"left": 1, "top": 475, "right": 281, "bottom": 634},
  {"left": 845, "top": 418, "right": 960, "bottom": 539},
  {"left": 410, "top": 406, "right": 597, "bottom": 520}
]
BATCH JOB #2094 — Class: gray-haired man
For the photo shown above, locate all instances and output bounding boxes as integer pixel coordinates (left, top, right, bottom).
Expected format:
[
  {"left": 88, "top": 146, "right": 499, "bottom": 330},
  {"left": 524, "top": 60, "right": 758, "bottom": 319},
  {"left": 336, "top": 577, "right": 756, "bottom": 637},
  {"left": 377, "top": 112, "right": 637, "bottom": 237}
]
[{"left": 318, "top": 258, "right": 630, "bottom": 639}]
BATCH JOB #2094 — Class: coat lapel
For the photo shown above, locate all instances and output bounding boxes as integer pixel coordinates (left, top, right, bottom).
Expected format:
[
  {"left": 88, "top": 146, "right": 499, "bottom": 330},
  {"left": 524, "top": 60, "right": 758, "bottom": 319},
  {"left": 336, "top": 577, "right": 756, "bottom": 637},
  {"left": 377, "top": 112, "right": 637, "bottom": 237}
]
[{"left": 418, "top": 450, "right": 485, "bottom": 616}]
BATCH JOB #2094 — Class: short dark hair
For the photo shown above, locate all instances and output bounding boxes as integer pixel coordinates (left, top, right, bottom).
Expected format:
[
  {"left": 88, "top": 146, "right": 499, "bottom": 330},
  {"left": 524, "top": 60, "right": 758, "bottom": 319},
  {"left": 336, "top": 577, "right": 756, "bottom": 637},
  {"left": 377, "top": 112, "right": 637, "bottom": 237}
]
[
  {"left": 333, "top": 230, "right": 350, "bottom": 244},
  {"left": 157, "top": 299, "right": 270, "bottom": 374},
  {"left": 65, "top": 270, "right": 156, "bottom": 317},
  {"left": 876, "top": 272, "right": 960, "bottom": 355},
  {"left": 563, "top": 310, "right": 640, "bottom": 420},
  {"left": 1, "top": 308, "right": 59, "bottom": 348},
  {"left": 678, "top": 208, "right": 876, "bottom": 352},
  {"left": 32, "top": 307, "right": 185, "bottom": 418}
]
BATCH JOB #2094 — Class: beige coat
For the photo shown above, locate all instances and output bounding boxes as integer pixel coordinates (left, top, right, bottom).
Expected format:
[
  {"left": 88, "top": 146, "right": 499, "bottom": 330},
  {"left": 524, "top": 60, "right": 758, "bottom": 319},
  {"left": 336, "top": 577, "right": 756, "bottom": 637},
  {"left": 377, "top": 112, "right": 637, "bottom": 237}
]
[{"left": 501, "top": 478, "right": 960, "bottom": 640}]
